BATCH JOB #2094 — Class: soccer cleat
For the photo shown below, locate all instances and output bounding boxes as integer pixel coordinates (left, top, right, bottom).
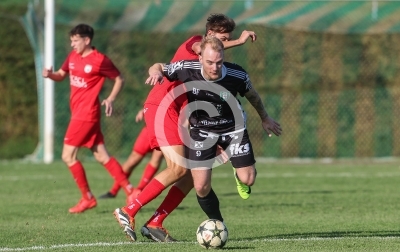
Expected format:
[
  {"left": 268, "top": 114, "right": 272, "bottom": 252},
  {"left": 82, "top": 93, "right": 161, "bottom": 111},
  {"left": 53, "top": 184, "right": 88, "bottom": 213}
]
[
  {"left": 233, "top": 167, "right": 251, "bottom": 200},
  {"left": 113, "top": 208, "right": 137, "bottom": 242},
  {"left": 68, "top": 197, "right": 97, "bottom": 213},
  {"left": 141, "top": 225, "right": 177, "bottom": 242},
  {"left": 98, "top": 191, "right": 116, "bottom": 199}
]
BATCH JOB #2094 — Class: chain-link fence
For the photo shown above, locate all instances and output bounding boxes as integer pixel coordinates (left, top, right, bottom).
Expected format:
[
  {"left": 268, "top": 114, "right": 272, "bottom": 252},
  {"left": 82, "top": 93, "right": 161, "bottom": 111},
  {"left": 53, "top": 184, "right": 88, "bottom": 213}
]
[
  {"left": 52, "top": 28, "right": 400, "bottom": 159},
  {"left": 4, "top": 0, "right": 400, "bottom": 159}
]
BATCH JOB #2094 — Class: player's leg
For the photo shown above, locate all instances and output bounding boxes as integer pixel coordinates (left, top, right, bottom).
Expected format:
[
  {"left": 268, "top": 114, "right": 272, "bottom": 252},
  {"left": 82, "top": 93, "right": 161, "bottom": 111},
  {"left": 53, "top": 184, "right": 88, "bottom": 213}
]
[
  {"left": 101, "top": 126, "right": 153, "bottom": 198},
  {"left": 192, "top": 168, "right": 224, "bottom": 222},
  {"left": 140, "top": 142, "right": 228, "bottom": 242},
  {"left": 189, "top": 128, "right": 224, "bottom": 222},
  {"left": 100, "top": 150, "right": 145, "bottom": 199},
  {"left": 235, "top": 165, "right": 256, "bottom": 186},
  {"left": 92, "top": 142, "right": 134, "bottom": 201},
  {"left": 114, "top": 144, "right": 187, "bottom": 242},
  {"left": 132, "top": 149, "right": 163, "bottom": 198},
  {"left": 62, "top": 143, "right": 97, "bottom": 213},
  {"left": 113, "top": 103, "right": 187, "bottom": 242},
  {"left": 225, "top": 129, "right": 256, "bottom": 199},
  {"left": 140, "top": 169, "right": 193, "bottom": 242},
  {"left": 62, "top": 120, "right": 97, "bottom": 213}
]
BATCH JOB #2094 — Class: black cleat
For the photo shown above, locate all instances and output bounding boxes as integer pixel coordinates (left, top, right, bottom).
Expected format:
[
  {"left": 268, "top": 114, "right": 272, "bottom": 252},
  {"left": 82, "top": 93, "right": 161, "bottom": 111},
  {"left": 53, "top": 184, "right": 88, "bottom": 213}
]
[
  {"left": 99, "top": 192, "right": 116, "bottom": 199},
  {"left": 141, "top": 225, "right": 177, "bottom": 242}
]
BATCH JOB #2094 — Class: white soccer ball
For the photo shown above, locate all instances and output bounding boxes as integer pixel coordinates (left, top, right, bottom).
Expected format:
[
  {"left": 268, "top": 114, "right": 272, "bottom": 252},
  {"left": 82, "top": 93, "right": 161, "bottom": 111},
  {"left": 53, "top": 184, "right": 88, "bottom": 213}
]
[{"left": 196, "top": 219, "right": 228, "bottom": 249}]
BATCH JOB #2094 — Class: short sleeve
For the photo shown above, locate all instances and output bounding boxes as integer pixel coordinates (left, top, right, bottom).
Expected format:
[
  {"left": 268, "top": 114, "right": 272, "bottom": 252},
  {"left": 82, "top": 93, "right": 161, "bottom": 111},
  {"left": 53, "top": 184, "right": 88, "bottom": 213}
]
[
  {"left": 100, "top": 55, "right": 120, "bottom": 79},
  {"left": 60, "top": 53, "right": 71, "bottom": 72},
  {"left": 163, "top": 60, "right": 185, "bottom": 81},
  {"left": 185, "top": 35, "right": 203, "bottom": 55},
  {"left": 238, "top": 73, "right": 253, "bottom": 97}
]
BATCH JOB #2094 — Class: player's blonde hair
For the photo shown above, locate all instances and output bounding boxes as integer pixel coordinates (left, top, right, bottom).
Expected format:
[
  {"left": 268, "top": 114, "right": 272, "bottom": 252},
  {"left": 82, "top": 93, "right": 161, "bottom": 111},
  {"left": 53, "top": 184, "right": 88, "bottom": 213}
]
[{"left": 200, "top": 36, "right": 224, "bottom": 55}]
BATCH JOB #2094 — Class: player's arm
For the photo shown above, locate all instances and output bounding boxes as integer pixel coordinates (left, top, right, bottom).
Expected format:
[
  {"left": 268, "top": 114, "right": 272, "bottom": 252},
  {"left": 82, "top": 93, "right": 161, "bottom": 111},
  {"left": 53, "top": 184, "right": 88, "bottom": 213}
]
[
  {"left": 102, "top": 75, "right": 124, "bottom": 117},
  {"left": 244, "top": 88, "right": 282, "bottom": 137},
  {"left": 192, "top": 30, "right": 257, "bottom": 54},
  {"left": 146, "top": 63, "right": 166, "bottom": 85},
  {"left": 146, "top": 61, "right": 185, "bottom": 85},
  {"left": 42, "top": 67, "right": 67, "bottom": 82},
  {"left": 135, "top": 108, "right": 144, "bottom": 122},
  {"left": 222, "top": 30, "right": 257, "bottom": 49}
]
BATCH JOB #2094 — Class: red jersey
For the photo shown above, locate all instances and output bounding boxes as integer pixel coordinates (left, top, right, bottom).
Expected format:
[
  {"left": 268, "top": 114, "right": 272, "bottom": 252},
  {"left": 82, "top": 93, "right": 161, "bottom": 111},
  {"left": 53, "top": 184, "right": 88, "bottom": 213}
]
[
  {"left": 61, "top": 48, "right": 120, "bottom": 122},
  {"left": 144, "top": 35, "right": 203, "bottom": 109}
]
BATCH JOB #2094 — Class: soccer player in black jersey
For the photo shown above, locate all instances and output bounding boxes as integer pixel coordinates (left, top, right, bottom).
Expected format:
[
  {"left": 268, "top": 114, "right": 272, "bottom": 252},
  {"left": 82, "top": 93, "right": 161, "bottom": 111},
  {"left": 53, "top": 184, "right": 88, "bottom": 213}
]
[{"left": 144, "top": 36, "right": 282, "bottom": 238}]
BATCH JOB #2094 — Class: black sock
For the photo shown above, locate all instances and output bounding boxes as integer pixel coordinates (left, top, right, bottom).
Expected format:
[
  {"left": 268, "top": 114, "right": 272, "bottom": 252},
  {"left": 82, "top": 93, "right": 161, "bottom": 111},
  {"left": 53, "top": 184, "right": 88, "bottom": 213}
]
[{"left": 196, "top": 188, "right": 223, "bottom": 222}]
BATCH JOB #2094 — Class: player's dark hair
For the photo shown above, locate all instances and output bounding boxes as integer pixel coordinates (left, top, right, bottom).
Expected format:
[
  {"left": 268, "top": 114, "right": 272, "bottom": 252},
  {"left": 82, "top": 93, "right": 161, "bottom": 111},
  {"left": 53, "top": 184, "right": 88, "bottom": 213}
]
[
  {"left": 205, "top": 14, "right": 236, "bottom": 34},
  {"left": 69, "top": 24, "right": 94, "bottom": 41}
]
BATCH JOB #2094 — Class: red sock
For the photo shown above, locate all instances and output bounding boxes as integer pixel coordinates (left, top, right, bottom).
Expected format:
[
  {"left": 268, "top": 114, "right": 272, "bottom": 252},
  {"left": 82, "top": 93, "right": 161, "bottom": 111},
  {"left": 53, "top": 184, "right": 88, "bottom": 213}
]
[
  {"left": 109, "top": 181, "right": 121, "bottom": 196},
  {"left": 104, "top": 157, "right": 133, "bottom": 195},
  {"left": 136, "top": 164, "right": 158, "bottom": 190},
  {"left": 109, "top": 169, "right": 132, "bottom": 196},
  {"left": 125, "top": 179, "right": 166, "bottom": 217},
  {"left": 147, "top": 185, "right": 186, "bottom": 227},
  {"left": 69, "top": 161, "right": 92, "bottom": 200}
]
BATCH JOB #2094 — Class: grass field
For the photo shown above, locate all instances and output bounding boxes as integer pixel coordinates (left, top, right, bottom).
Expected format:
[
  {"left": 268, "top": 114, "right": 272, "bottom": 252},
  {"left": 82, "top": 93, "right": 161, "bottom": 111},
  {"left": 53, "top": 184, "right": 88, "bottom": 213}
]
[{"left": 1, "top": 159, "right": 400, "bottom": 251}]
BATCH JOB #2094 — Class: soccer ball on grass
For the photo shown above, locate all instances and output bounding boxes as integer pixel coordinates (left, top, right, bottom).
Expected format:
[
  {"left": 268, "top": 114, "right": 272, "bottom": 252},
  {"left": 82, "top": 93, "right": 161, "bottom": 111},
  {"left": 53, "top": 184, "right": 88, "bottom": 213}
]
[{"left": 196, "top": 219, "right": 228, "bottom": 249}]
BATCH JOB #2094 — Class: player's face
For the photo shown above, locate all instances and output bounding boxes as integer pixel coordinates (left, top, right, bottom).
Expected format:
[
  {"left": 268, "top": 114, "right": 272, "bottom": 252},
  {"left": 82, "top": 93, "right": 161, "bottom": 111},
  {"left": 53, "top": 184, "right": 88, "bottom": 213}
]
[
  {"left": 207, "top": 31, "right": 232, "bottom": 42},
  {"left": 199, "top": 45, "right": 224, "bottom": 81},
  {"left": 70, "top": 35, "right": 90, "bottom": 54}
]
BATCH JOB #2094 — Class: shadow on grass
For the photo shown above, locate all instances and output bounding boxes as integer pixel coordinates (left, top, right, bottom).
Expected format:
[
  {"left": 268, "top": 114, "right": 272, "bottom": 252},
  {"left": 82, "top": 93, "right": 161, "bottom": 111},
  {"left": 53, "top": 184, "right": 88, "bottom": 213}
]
[
  {"left": 98, "top": 206, "right": 189, "bottom": 215},
  {"left": 224, "top": 246, "right": 254, "bottom": 250},
  {"left": 221, "top": 189, "right": 372, "bottom": 197},
  {"left": 236, "top": 230, "right": 400, "bottom": 241}
]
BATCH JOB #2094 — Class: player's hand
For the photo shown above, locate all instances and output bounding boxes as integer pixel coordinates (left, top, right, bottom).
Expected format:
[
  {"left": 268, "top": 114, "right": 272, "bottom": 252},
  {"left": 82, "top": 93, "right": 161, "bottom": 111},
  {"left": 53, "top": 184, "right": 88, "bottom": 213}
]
[
  {"left": 145, "top": 72, "right": 164, "bottom": 85},
  {"left": 238, "top": 30, "right": 257, "bottom": 44},
  {"left": 135, "top": 109, "right": 144, "bottom": 122},
  {"left": 42, "top": 67, "right": 53, "bottom": 78},
  {"left": 215, "top": 145, "right": 229, "bottom": 164},
  {"left": 261, "top": 116, "right": 282, "bottom": 137},
  {"left": 101, "top": 99, "right": 113, "bottom": 117}
]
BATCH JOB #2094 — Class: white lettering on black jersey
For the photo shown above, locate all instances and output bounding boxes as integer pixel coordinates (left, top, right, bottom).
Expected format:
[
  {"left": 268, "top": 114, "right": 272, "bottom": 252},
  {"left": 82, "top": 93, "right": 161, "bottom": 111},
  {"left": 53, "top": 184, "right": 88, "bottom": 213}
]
[
  {"left": 163, "top": 60, "right": 251, "bottom": 134},
  {"left": 165, "top": 60, "right": 184, "bottom": 75}
]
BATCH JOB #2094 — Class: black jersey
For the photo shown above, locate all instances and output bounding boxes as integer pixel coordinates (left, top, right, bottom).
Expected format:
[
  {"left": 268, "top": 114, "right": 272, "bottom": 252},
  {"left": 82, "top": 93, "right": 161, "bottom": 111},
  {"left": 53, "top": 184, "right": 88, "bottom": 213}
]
[{"left": 163, "top": 60, "right": 253, "bottom": 133}]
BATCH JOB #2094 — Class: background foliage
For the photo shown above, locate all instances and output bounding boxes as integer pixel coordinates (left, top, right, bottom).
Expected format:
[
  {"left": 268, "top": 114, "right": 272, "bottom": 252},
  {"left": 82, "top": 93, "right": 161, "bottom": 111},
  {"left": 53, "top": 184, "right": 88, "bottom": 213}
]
[{"left": 1, "top": 1, "right": 400, "bottom": 159}]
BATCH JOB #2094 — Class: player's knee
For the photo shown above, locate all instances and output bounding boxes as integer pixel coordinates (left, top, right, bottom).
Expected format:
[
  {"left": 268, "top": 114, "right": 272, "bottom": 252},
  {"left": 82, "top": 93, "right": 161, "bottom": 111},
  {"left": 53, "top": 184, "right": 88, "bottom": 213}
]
[
  {"left": 237, "top": 170, "right": 256, "bottom": 186},
  {"left": 168, "top": 163, "right": 187, "bottom": 179},
  {"left": 194, "top": 184, "right": 211, "bottom": 197},
  {"left": 61, "top": 153, "right": 74, "bottom": 166},
  {"left": 175, "top": 166, "right": 188, "bottom": 178},
  {"left": 94, "top": 155, "right": 108, "bottom": 165}
]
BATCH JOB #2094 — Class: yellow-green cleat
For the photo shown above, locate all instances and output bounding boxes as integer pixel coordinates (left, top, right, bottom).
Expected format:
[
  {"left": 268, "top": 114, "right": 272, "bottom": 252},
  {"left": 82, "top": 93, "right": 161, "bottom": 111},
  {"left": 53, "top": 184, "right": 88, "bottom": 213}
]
[{"left": 233, "top": 167, "right": 251, "bottom": 200}]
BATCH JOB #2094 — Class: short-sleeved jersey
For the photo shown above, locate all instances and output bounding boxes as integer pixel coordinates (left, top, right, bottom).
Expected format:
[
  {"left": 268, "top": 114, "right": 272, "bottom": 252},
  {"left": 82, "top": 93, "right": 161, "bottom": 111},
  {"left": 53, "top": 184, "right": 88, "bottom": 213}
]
[
  {"left": 144, "top": 35, "right": 202, "bottom": 110},
  {"left": 61, "top": 48, "right": 120, "bottom": 122},
  {"left": 163, "top": 60, "right": 253, "bottom": 133}
]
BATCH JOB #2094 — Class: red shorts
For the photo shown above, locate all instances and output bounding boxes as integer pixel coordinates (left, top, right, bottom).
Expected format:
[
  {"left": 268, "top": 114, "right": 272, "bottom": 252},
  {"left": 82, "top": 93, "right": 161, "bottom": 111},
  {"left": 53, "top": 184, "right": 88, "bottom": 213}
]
[
  {"left": 64, "top": 120, "right": 104, "bottom": 148},
  {"left": 132, "top": 126, "right": 152, "bottom": 155},
  {"left": 143, "top": 103, "right": 184, "bottom": 149}
]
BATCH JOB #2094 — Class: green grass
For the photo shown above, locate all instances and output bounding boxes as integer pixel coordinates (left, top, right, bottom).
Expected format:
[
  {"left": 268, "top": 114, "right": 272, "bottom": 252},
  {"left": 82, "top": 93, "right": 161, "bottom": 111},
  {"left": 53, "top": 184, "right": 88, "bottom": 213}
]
[{"left": 2, "top": 160, "right": 400, "bottom": 251}]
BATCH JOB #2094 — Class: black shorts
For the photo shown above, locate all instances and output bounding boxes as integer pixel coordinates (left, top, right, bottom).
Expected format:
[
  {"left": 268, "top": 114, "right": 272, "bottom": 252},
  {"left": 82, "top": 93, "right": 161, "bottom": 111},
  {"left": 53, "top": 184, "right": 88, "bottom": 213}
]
[{"left": 186, "top": 127, "right": 256, "bottom": 169}]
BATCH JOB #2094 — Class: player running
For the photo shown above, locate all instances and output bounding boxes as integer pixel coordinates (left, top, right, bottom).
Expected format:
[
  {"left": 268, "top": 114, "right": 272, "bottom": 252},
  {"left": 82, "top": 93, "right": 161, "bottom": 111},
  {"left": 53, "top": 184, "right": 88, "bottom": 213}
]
[
  {"left": 113, "top": 14, "right": 258, "bottom": 241},
  {"left": 141, "top": 36, "right": 282, "bottom": 241}
]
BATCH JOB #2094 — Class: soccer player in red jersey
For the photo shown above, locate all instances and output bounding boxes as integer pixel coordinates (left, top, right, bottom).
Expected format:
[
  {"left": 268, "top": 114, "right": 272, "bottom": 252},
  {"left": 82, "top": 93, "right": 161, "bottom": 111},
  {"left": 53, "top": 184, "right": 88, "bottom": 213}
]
[
  {"left": 99, "top": 108, "right": 163, "bottom": 199},
  {"left": 42, "top": 24, "right": 134, "bottom": 213},
  {"left": 114, "top": 14, "right": 257, "bottom": 242}
]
